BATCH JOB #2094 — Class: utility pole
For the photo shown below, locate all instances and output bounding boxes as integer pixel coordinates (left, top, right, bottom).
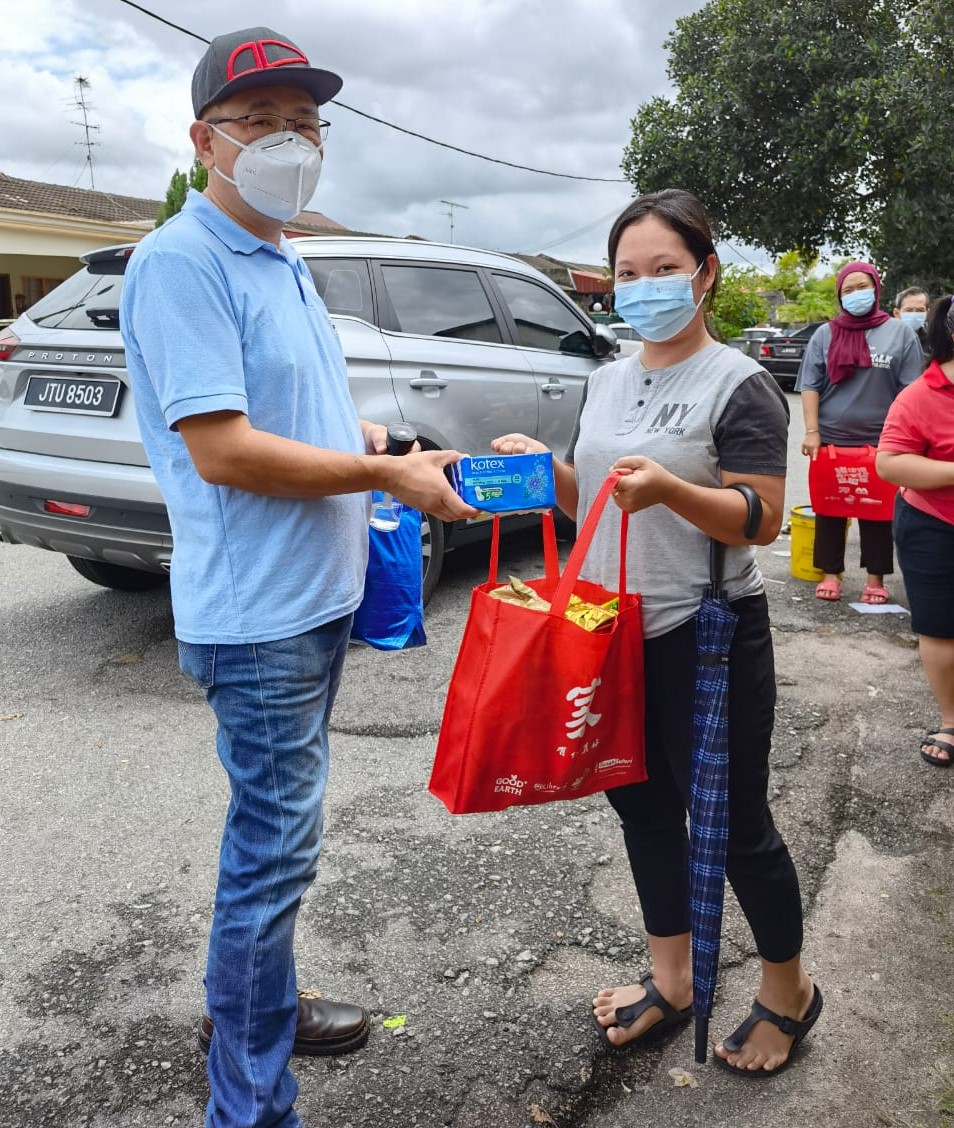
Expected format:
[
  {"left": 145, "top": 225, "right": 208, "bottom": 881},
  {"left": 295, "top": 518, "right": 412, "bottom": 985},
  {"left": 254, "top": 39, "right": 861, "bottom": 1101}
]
[
  {"left": 440, "top": 199, "right": 469, "bottom": 244},
  {"left": 71, "top": 76, "right": 100, "bottom": 190}
]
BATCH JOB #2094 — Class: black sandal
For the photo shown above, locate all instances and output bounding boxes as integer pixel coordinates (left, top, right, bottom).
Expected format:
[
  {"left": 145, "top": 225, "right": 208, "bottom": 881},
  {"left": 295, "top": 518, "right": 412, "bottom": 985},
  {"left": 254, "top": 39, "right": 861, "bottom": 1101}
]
[
  {"left": 921, "top": 727, "right": 954, "bottom": 768},
  {"left": 715, "top": 983, "right": 823, "bottom": 1078},
  {"left": 593, "top": 972, "right": 693, "bottom": 1052}
]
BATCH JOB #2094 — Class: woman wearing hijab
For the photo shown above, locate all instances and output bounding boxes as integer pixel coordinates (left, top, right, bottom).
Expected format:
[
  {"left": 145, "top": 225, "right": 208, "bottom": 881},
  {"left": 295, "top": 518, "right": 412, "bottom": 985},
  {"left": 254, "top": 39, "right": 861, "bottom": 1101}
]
[{"left": 796, "top": 261, "right": 923, "bottom": 603}]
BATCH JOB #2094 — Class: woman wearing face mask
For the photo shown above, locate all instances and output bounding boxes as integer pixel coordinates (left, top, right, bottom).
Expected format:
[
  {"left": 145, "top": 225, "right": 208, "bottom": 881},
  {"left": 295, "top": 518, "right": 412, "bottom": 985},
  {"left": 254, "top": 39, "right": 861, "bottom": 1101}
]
[
  {"left": 796, "top": 262, "right": 923, "bottom": 603},
  {"left": 493, "top": 189, "right": 821, "bottom": 1075}
]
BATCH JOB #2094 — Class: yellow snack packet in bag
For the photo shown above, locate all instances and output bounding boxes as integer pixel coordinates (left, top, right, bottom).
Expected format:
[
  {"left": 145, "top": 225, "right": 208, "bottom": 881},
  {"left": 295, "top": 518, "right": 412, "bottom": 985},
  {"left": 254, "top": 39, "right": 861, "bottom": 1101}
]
[
  {"left": 487, "top": 576, "right": 551, "bottom": 612},
  {"left": 488, "top": 577, "right": 618, "bottom": 631}
]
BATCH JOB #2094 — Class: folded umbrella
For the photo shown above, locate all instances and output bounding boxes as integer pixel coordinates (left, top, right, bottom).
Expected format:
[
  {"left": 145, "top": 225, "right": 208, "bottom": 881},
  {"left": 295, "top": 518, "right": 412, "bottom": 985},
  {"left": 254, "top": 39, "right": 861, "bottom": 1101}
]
[{"left": 689, "top": 485, "right": 762, "bottom": 1064}]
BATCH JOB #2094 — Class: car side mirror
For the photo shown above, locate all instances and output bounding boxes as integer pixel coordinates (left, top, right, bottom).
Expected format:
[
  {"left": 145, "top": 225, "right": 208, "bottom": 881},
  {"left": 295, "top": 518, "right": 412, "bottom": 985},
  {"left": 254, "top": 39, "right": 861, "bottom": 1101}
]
[{"left": 592, "top": 324, "right": 619, "bottom": 359}]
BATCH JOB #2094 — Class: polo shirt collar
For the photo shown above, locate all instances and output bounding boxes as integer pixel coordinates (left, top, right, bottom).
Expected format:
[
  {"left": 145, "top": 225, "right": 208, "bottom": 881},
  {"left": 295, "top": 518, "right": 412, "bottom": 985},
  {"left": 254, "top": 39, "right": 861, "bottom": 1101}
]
[
  {"left": 183, "top": 189, "right": 284, "bottom": 257},
  {"left": 923, "top": 360, "right": 954, "bottom": 389}
]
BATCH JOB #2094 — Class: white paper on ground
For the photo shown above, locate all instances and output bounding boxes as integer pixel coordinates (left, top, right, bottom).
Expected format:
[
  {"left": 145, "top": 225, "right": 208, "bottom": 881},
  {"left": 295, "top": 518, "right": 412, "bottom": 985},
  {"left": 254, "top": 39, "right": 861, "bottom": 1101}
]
[{"left": 847, "top": 602, "right": 910, "bottom": 615}]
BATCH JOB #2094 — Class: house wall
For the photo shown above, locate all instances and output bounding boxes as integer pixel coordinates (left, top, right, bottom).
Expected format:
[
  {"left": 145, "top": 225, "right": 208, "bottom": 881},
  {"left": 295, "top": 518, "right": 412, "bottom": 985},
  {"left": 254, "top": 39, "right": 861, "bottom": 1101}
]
[
  {"left": 0, "top": 214, "right": 152, "bottom": 320},
  {"left": 0, "top": 253, "right": 81, "bottom": 315}
]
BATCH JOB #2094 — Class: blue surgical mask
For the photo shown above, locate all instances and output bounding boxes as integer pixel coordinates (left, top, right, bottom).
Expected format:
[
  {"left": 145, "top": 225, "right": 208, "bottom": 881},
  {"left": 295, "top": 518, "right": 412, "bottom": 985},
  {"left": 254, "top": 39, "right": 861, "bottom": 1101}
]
[
  {"left": 841, "top": 288, "right": 876, "bottom": 317},
  {"left": 613, "top": 262, "right": 707, "bottom": 343},
  {"left": 900, "top": 311, "right": 926, "bottom": 331}
]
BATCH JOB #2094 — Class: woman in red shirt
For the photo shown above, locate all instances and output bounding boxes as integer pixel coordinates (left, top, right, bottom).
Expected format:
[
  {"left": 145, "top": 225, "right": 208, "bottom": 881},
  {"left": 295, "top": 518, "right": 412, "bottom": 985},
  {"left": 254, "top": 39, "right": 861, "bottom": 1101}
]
[{"left": 877, "top": 296, "right": 954, "bottom": 766}]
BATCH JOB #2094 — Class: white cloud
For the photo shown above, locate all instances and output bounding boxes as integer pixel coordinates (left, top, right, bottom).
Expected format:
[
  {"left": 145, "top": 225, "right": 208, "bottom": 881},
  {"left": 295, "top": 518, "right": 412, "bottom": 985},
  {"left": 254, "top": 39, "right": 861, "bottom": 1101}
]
[{"left": 4, "top": 0, "right": 708, "bottom": 262}]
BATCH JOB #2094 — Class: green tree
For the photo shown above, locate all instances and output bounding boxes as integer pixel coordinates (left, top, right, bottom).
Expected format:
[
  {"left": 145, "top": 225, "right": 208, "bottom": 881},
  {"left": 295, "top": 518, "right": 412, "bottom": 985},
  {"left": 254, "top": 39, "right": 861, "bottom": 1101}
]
[
  {"left": 710, "top": 265, "right": 770, "bottom": 338},
  {"left": 155, "top": 159, "right": 208, "bottom": 227},
  {"left": 771, "top": 256, "right": 842, "bottom": 324},
  {"left": 621, "top": 0, "right": 954, "bottom": 298},
  {"left": 865, "top": 1, "right": 954, "bottom": 297},
  {"left": 770, "top": 251, "right": 816, "bottom": 302}
]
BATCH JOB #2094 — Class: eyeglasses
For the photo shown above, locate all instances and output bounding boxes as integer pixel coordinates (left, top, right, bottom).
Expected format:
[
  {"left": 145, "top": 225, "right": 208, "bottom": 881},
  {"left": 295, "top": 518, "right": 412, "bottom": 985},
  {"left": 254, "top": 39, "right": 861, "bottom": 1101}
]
[{"left": 207, "top": 114, "right": 330, "bottom": 144}]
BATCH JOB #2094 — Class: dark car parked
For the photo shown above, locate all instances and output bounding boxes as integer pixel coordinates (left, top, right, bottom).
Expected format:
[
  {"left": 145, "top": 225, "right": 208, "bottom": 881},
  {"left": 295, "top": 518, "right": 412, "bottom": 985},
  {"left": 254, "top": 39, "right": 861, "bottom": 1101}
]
[{"left": 758, "top": 322, "right": 825, "bottom": 392}]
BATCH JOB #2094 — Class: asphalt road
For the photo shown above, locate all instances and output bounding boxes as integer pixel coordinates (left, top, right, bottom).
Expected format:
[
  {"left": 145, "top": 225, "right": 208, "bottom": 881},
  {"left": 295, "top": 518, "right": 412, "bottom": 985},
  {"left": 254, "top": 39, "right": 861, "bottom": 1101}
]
[{"left": 1, "top": 394, "right": 951, "bottom": 1127}]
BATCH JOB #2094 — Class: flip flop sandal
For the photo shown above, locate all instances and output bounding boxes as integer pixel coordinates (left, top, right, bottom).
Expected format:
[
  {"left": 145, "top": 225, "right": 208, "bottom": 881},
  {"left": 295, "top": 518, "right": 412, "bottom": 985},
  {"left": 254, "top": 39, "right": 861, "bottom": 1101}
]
[
  {"left": 921, "top": 727, "right": 954, "bottom": 768},
  {"left": 861, "top": 584, "right": 890, "bottom": 604},
  {"left": 714, "top": 983, "right": 823, "bottom": 1078},
  {"left": 593, "top": 972, "right": 693, "bottom": 1052},
  {"left": 814, "top": 579, "right": 842, "bottom": 601}
]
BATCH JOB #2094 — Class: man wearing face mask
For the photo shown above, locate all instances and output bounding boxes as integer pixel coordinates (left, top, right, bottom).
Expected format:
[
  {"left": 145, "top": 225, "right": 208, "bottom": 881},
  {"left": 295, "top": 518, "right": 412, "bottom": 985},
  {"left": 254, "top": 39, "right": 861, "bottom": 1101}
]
[
  {"left": 893, "top": 286, "right": 931, "bottom": 361},
  {"left": 120, "top": 26, "right": 475, "bottom": 1128}
]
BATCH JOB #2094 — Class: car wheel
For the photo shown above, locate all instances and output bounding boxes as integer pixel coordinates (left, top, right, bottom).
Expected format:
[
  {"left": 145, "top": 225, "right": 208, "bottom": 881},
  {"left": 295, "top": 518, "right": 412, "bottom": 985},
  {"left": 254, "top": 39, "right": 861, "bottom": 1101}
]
[
  {"left": 66, "top": 555, "right": 170, "bottom": 592},
  {"left": 421, "top": 510, "right": 445, "bottom": 605}
]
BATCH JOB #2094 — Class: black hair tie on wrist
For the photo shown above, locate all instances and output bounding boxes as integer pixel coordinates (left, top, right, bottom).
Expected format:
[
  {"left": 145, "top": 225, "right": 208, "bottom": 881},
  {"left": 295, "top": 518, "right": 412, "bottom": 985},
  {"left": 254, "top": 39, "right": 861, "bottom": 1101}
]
[{"left": 725, "top": 483, "right": 763, "bottom": 540}]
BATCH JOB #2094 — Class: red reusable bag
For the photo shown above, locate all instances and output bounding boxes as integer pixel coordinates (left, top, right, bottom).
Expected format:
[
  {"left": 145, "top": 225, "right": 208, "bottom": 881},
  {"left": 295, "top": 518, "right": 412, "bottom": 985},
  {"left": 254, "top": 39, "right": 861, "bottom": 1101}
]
[
  {"left": 429, "top": 473, "right": 646, "bottom": 815},
  {"left": 808, "top": 444, "right": 898, "bottom": 521}
]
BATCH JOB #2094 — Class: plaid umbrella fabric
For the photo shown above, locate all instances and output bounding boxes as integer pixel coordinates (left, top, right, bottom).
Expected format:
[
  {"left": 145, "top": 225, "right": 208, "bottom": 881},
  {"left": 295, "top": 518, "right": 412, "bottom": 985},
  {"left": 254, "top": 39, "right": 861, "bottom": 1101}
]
[
  {"left": 689, "top": 576, "right": 738, "bottom": 1064},
  {"left": 689, "top": 485, "right": 760, "bottom": 1065}
]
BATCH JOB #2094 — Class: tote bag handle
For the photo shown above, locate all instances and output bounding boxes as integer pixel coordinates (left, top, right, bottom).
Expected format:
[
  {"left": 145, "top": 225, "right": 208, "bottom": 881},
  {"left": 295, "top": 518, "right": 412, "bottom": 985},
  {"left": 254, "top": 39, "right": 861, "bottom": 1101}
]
[
  {"left": 550, "top": 472, "right": 628, "bottom": 618},
  {"left": 487, "top": 509, "right": 561, "bottom": 586}
]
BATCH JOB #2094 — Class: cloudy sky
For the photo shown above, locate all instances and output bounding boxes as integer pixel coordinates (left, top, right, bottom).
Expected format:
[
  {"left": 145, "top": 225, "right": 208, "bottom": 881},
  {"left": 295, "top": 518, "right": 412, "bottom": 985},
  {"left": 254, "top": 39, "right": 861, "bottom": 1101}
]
[{"left": 2, "top": 0, "right": 747, "bottom": 269}]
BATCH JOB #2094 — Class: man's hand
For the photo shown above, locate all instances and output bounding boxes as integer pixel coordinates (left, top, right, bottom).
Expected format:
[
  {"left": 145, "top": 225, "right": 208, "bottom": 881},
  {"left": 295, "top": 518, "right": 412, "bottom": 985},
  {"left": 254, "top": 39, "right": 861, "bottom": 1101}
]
[
  {"left": 388, "top": 450, "right": 478, "bottom": 522},
  {"left": 360, "top": 420, "right": 421, "bottom": 456}
]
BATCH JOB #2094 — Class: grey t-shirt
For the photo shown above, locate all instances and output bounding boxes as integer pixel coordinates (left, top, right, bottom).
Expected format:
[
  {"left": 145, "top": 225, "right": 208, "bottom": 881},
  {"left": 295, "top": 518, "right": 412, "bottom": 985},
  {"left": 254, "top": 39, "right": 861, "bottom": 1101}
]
[
  {"left": 566, "top": 343, "right": 788, "bottom": 638},
  {"left": 794, "top": 319, "right": 923, "bottom": 445}
]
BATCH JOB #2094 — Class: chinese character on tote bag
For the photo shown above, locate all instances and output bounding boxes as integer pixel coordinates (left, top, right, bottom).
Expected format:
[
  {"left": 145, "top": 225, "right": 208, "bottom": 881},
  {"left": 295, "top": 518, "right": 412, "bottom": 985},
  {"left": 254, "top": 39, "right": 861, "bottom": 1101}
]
[
  {"left": 808, "top": 444, "right": 898, "bottom": 520},
  {"left": 429, "top": 472, "right": 646, "bottom": 814}
]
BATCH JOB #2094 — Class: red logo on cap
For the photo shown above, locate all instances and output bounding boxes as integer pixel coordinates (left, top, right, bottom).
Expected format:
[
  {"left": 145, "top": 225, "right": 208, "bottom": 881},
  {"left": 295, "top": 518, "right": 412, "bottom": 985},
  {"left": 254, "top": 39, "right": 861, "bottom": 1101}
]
[{"left": 226, "top": 39, "right": 309, "bottom": 81}]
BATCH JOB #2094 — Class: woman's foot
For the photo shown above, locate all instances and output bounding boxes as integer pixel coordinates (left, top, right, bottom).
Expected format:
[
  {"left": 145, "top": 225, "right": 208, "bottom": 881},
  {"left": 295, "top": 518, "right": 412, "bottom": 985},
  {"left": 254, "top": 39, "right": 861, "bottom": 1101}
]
[
  {"left": 714, "top": 974, "right": 817, "bottom": 1073},
  {"left": 814, "top": 576, "right": 842, "bottom": 601},
  {"left": 593, "top": 973, "right": 692, "bottom": 1048},
  {"left": 921, "top": 728, "right": 954, "bottom": 767},
  {"left": 861, "top": 573, "right": 890, "bottom": 604}
]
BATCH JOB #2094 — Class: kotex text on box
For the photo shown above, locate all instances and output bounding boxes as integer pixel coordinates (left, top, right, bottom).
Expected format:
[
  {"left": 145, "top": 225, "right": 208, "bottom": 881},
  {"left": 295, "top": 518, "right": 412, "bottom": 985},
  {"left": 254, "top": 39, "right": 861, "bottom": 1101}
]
[{"left": 450, "top": 452, "right": 556, "bottom": 513}]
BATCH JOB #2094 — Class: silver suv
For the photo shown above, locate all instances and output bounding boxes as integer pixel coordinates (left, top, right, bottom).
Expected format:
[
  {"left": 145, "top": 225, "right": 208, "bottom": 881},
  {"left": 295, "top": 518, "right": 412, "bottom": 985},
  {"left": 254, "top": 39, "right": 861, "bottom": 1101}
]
[{"left": 0, "top": 236, "right": 616, "bottom": 600}]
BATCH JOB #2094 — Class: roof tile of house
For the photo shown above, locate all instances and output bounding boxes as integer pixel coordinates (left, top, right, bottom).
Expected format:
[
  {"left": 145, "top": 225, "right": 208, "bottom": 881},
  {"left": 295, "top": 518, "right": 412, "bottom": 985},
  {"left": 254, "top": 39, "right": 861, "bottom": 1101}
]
[
  {"left": 0, "top": 172, "right": 353, "bottom": 234},
  {"left": 0, "top": 172, "right": 159, "bottom": 224}
]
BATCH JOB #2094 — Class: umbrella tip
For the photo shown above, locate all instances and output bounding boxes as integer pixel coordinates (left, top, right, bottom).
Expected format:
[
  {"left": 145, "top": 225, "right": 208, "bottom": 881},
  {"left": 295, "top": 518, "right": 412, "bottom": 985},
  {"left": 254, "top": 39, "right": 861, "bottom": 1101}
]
[{"left": 694, "top": 1020, "right": 709, "bottom": 1064}]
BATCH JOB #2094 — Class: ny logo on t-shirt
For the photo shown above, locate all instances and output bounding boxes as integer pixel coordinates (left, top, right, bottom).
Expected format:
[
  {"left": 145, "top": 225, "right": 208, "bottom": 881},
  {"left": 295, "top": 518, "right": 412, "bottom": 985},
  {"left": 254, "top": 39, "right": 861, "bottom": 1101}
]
[{"left": 647, "top": 402, "right": 698, "bottom": 436}]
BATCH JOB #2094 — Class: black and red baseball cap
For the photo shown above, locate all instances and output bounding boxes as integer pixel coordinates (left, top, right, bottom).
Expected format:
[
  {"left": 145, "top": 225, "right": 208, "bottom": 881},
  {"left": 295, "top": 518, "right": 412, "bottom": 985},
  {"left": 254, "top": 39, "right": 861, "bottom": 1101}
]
[{"left": 192, "top": 26, "right": 343, "bottom": 118}]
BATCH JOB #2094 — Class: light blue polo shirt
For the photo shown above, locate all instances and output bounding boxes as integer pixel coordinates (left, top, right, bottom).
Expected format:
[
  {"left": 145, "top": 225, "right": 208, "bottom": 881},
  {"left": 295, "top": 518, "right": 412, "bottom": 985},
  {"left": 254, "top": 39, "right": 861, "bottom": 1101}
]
[{"left": 120, "top": 190, "right": 368, "bottom": 644}]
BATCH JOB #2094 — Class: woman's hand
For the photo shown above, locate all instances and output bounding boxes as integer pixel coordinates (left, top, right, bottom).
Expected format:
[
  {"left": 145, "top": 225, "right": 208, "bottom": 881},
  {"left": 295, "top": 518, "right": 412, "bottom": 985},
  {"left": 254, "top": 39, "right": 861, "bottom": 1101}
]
[
  {"left": 491, "top": 434, "right": 550, "bottom": 455},
  {"left": 801, "top": 430, "right": 822, "bottom": 459},
  {"left": 610, "top": 455, "right": 677, "bottom": 513}
]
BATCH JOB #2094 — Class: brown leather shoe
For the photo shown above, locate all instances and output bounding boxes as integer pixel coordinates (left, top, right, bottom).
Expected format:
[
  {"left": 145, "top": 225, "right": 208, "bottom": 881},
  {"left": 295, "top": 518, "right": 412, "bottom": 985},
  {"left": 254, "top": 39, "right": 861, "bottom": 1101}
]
[{"left": 197, "top": 989, "right": 370, "bottom": 1057}]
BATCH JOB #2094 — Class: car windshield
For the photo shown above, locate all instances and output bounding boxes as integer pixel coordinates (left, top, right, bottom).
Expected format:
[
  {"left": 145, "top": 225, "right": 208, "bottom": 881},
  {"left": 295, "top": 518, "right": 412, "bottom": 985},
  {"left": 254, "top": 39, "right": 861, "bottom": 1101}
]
[{"left": 26, "top": 266, "right": 126, "bottom": 331}]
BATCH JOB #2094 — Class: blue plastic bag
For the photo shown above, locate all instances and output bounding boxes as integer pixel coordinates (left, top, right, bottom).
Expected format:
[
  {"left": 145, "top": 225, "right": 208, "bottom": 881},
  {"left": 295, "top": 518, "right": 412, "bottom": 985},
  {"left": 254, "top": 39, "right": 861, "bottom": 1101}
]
[{"left": 351, "top": 507, "right": 426, "bottom": 650}]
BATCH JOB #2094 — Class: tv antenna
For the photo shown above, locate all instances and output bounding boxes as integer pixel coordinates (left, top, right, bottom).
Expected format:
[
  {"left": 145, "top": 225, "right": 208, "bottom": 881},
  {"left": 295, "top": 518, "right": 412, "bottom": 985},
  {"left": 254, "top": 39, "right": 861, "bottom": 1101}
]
[
  {"left": 440, "top": 199, "right": 469, "bottom": 244},
  {"left": 71, "top": 76, "right": 101, "bottom": 189}
]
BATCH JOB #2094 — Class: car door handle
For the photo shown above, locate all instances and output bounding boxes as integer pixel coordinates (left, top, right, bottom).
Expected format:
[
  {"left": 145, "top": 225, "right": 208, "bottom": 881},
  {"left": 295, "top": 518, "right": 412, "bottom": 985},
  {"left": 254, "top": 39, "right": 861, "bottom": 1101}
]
[
  {"left": 409, "top": 371, "right": 448, "bottom": 390},
  {"left": 541, "top": 382, "right": 566, "bottom": 396}
]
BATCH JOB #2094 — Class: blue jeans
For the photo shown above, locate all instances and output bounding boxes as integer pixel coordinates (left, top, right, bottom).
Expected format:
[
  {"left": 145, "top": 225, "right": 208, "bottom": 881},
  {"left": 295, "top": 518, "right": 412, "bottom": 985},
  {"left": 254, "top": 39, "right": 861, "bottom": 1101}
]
[{"left": 178, "top": 616, "right": 352, "bottom": 1128}]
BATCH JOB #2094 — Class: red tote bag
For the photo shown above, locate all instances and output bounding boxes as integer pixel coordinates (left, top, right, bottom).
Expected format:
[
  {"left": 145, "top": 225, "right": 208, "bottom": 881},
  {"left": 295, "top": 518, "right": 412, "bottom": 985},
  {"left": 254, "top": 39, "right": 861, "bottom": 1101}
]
[
  {"left": 429, "top": 472, "right": 646, "bottom": 815},
  {"left": 808, "top": 444, "right": 898, "bottom": 521}
]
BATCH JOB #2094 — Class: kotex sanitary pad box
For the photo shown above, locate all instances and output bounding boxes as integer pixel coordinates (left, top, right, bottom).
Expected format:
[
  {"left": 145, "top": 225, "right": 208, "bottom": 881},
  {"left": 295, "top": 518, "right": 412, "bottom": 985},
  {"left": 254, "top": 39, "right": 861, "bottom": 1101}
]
[{"left": 449, "top": 452, "right": 556, "bottom": 513}]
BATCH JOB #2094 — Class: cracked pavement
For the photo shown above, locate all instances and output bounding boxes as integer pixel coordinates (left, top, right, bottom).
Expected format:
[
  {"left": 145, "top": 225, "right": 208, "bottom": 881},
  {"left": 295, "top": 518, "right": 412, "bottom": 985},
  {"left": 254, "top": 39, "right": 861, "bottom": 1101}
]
[{"left": 1, "top": 401, "right": 951, "bottom": 1127}]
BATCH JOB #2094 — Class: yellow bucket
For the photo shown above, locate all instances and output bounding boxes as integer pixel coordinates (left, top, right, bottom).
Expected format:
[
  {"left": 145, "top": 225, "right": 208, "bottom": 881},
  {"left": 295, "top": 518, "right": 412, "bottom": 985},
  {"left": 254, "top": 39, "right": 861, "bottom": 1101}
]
[{"left": 789, "top": 505, "right": 824, "bottom": 582}]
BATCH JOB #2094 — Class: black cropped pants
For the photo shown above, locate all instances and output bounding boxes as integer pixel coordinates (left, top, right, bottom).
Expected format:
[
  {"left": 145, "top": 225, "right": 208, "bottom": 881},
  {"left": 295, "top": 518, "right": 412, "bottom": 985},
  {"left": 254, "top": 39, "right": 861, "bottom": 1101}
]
[
  {"left": 813, "top": 513, "right": 894, "bottom": 576},
  {"left": 605, "top": 594, "right": 803, "bottom": 964}
]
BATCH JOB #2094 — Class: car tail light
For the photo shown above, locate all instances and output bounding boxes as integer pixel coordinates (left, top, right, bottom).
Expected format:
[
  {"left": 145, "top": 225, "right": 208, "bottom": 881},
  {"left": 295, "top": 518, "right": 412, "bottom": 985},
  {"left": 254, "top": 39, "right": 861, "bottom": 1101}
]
[
  {"left": 0, "top": 329, "right": 19, "bottom": 362},
  {"left": 759, "top": 344, "right": 771, "bottom": 357},
  {"left": 44, "top": 500, "right": 92, "bottom": 518}
]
